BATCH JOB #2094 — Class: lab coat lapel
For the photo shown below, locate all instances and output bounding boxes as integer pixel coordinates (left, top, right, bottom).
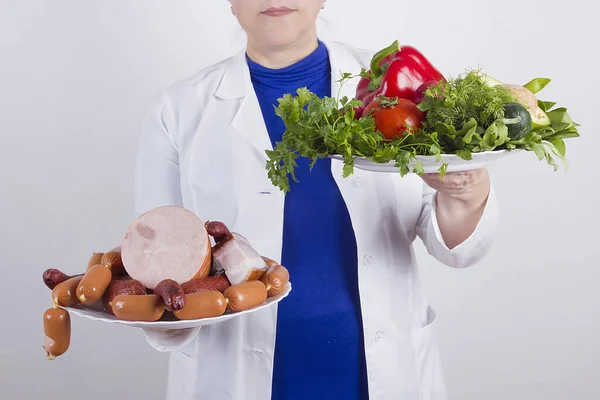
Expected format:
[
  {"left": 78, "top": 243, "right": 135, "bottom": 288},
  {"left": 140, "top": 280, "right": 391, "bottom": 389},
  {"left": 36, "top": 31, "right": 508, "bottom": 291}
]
[
  {"left": 215, "top": 49, "right": 273, "bottom": 163},
  {"left": 215, "top": 41, "right": 362, "bottom": 167},
  {"left": 324, "top": 40, "right": 361, "bottom": 103},
  {"left": 323, "top": 40, "right": 365, "bottom": 200}
]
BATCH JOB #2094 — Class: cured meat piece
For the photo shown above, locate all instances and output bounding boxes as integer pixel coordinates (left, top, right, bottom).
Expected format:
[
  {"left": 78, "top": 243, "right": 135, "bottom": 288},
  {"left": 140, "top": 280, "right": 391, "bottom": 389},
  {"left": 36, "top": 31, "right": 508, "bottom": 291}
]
[
  {"left": 121, "top": 206, "right": 212, "bottom": 289},
  {"left": 181, "top": 274, "right": 231, "bottom": 294},
  {"left": 212, "top": 233, "right": 268, "bottom": 285},
  {"left": 101, "top": 248, "right": 126, "bottom": 277},
  {"left": 42, "top": 269, "right": 82, "bottom": 290},
  {"left": 111, "top": 294, "right": 165, "bottom": 322},
  {"left": 87, "top": 253, "right": 104, "bottom": 270},
  {"left": 102, "top": 278, "right": 147, "bottom": 315},
  {"left": 205, "top": 221, "right": 231, "bottom": 244},
  {"left": 76, "top": 265, "right": 112, "bottom": 305},
  {"left": 154, "top": 279, "right": 186, "bottom": 311},
  {"left": 173, "top": 291, "right": 227, "bottom": 320},
  {"left": 43, "top": 305, "right": 71, "bottom": 360},
  {"left": 210, "top": 255, "right": 225, "bottom": 276},
  {"left": 224, "top": 281, "right": 268, "bottom": 312},
  {"left": 52, "top": 276, "right": 84, "bottom": 307},
  {"left": 260, "top": 265, "right": 290, "bottom": 297}
]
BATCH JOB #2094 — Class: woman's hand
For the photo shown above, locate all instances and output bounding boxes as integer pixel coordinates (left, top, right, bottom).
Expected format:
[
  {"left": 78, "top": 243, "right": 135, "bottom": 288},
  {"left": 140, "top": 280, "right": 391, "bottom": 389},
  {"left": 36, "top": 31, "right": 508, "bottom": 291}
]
[
  {"left": 421, "top": 168, "right": 491, "bottom": 249},
  {"left": 142, "top": 327, "right": 201, "bottom": 352}
]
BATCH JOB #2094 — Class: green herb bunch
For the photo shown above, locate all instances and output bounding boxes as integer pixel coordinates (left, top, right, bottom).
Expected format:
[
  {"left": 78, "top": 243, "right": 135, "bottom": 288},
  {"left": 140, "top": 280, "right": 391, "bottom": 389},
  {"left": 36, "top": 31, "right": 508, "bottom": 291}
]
[{"left": 265, "top": 70, "right": 580, "bottom": 193}]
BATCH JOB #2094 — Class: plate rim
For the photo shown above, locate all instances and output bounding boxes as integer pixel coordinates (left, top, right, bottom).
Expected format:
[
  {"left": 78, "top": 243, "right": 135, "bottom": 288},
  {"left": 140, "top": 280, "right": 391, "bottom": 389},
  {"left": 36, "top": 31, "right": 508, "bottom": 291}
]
[
  {"left": 66, "top": 281, "right": 293, "bottom": 329},
  {"left": 329, "top": 148, "right": 523, "bottom": 164}
]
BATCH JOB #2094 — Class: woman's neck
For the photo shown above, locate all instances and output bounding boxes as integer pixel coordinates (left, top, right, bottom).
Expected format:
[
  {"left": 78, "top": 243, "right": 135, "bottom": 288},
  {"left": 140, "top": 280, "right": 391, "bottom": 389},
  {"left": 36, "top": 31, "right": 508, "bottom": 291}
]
[{"left": 246, "top": 33, "right": 319, "bottom": 70}]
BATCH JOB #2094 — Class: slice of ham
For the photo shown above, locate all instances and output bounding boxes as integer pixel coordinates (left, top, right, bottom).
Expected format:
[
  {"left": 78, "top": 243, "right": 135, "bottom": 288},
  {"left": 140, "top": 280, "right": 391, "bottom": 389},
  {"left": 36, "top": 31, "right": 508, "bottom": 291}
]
[
  {"left": 212, "top": 233, "right": 268, "bottom": 285},
  {"left": 121, "top": 206, "right": 211, "bottom": 289}
]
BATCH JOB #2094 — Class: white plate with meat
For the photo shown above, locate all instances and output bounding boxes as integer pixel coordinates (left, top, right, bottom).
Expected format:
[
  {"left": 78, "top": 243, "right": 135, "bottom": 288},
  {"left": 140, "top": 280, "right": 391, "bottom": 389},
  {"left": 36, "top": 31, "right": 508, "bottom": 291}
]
[
  {"left": 41, "top": 206, "right": 292, "bottom": 361},
  {"left": 66, "top": 281, "right": 292, "bottom": 330},
  {"left": 330, "top": 149, "right": 523, "bottom": 173},
  {"left": 64, "top": 206, "right": 292, "bottom": 330}
]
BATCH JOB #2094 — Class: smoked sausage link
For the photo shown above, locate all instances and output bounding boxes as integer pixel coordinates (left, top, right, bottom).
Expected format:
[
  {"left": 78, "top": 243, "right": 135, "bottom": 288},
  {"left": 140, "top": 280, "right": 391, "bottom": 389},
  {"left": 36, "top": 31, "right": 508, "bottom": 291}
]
[
  {"left": 42, "top": 269, "right": 82, "bottom": 290},
  {"left": 182, "top": 275, "right": 231, "bottom": 295},
  {"left": 111, "top": 294, "right": 165, "bottom": 322},
  {"left": 76, "top": 264, "right": 112, "bottom": 305},
  {"left": 224, "top": 281, "right": 268, "bottom": 312},
  {"left": 102, "top": 278, "right": 147, "bottom": 315},
  {"left": 43, "top": 306, "right": 71, "bottom": 360},
  {"left": 101, "top": 247, "right": 126, "bottom": 277},
  {"left": 52, "top": 276, "right": 84, "bottom": 307},
  {"left": 87, "top": 252, "right": 104, "bottom": 270},
  {"left": 260, "top": 265, "right": 290, "bottom": 297},
  {"left": 173, "top": 291, "right": 227, "bottom": 320},
  {"left": 205, "top": 221, "right": 231, "bottom": 243},
  {"left": 154, "top": 279, "right": 186, "bottom": 311}
]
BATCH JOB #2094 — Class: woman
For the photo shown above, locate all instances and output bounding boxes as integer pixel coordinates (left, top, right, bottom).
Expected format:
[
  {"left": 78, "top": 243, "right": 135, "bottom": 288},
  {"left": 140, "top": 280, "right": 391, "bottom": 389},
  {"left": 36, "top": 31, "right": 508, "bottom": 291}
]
[{"left": 135, "top": 1, "right": 499, "bottom": 399}]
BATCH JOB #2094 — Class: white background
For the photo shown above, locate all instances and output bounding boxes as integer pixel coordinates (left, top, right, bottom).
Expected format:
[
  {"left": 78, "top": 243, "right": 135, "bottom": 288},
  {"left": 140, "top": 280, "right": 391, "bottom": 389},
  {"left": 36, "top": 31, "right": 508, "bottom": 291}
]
[{"left": 1, "top": 1, "right": 598, "bottom": 399}]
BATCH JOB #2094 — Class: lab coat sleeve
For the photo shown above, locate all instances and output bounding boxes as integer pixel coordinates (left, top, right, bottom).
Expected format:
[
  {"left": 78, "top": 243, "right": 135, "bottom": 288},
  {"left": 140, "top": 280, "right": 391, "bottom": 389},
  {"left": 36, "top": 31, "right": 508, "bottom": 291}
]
[
  {"left": 134, "top": 94, "right": 183, "bottom": 214},
  {"left": 134, "top": 94, "right": 201, "bottom": 352},
  {"left": 415, "top": 179, "right": 500, "bottom": 268}
]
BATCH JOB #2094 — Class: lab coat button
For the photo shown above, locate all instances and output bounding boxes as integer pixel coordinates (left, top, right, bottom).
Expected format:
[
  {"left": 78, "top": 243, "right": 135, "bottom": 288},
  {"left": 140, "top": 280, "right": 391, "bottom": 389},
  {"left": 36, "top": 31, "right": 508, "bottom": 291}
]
[
  {"left": 375, "top": 330, "right": 384, "bottom": 341},
  {"left": 362, "top": 254, "right": 373, "bottom": 266}
]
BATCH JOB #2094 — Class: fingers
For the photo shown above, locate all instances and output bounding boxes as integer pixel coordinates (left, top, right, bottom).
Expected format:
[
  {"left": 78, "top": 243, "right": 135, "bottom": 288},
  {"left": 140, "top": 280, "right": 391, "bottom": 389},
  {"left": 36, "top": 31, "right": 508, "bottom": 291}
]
[{"left": 421, "top": 169, "right": 487, "bottom": 195}]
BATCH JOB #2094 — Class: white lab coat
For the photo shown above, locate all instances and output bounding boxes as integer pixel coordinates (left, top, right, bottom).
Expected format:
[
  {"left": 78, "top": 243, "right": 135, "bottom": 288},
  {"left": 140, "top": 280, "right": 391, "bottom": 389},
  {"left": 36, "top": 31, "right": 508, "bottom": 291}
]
[{"left": 134, "top": 40, "right": 500, "bottom": 400}]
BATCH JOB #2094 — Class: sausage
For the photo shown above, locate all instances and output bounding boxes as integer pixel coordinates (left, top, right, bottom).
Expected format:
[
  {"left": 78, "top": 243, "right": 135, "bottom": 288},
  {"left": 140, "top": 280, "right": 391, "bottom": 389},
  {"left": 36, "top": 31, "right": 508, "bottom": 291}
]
[
  {"left": 181, "top": 274, "right": 231, "bottom": 295},
  {"left": 102, "top": 278, "right": 147, "bottom": 315},
  {"left": 111, "top": 294, "right": 165, "bottom": 322},
  {"left": 205, "top": 221, "right": 231, "bottom": 243},
  {"left": 42, "top": 269, "right": 83, "bottom": 290},
  {"left": 43, "top": 306, "right": 71, "bottom": 360},
  {"left": 87, "top": 252, "right": 104, "bottom": 270},
  {"left": 224, "top": 281, "right": 268, "bottom": 312},
  {"left": 261, "top": 256, "right": 279, "bottom": 269},
  {"left": 260, "top": 265, "right": 290, "bottom": 297},
  {"left": 76, "top": 264, "right": 112, "bottom": 305},
  {"left": 52, "top": 276, "right": 84, "bottom": 307},
  {"left": 42, "top": 252, "right": 106, "bottom": 290},
  {"left": 154, "top": 279, "right": 186, "bottom": 311},
  {"left": 101, "top": 247, "right": 126, "bottom": 277},
  {"left": 173, "top": 291, "right": 227, "bottom": 320}
]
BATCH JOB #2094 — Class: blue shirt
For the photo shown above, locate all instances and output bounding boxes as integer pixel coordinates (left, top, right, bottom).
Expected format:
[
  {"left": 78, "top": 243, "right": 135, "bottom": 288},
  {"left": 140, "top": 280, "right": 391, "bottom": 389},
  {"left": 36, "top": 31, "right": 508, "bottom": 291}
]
[{"left": 247, "top": 41, "right": 369, "bottom": 400}]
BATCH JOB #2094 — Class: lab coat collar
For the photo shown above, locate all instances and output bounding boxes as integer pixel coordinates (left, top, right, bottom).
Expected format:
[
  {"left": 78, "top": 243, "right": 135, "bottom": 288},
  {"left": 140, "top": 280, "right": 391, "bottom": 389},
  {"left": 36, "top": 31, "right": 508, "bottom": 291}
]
[
  {"left": 213, "top": 40, "right": 361, "bottom": 163},
  {"left": 214, "top": 40, "right": 355, "bottom": 100}
]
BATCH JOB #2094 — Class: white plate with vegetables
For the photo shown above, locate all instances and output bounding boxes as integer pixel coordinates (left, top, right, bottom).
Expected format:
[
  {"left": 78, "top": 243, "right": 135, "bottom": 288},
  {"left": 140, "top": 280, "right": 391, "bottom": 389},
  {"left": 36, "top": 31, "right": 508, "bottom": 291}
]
[{"left": 265, "top": 40, "right": 580, "bottom": 191}]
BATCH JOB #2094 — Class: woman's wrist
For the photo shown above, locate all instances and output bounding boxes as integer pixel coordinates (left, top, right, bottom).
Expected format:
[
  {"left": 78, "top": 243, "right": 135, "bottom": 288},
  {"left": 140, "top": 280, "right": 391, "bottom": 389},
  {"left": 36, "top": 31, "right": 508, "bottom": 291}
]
[{"left": 434, "top": 175, "right": 491, "bottom": 249}]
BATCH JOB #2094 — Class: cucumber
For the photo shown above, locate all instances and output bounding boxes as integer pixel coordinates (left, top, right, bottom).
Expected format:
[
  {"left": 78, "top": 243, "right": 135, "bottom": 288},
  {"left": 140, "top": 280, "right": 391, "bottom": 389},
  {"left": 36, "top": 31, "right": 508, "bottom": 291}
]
[
  {"left": 481, "top": 74, "right": 503, "bottom": 87},
  {"left": 531, "top": 106, "right": 551, "bottom": 128},
  {"left": 503, "top": 102, "right": 532, "bottom": 140}
]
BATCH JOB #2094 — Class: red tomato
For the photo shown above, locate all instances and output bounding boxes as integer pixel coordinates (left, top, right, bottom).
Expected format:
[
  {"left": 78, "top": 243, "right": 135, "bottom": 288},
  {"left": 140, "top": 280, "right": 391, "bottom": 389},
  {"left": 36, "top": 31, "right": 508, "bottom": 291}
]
[{"left": 363, "top": 97, "right": 425, "bottom": 140}]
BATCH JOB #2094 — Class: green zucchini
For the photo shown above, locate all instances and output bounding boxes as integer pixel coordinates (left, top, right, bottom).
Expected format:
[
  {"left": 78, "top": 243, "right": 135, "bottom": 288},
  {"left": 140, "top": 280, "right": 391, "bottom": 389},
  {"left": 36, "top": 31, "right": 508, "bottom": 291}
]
[{"left": 503, "top": 102, "right": 532, "bottom": 140}]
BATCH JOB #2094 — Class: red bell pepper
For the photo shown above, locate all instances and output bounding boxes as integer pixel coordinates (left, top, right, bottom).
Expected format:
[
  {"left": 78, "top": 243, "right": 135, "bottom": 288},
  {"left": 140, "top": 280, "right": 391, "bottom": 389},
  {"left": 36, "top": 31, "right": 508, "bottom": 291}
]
[{"left": 355, "top": 40, "right": 446, "bottom": 118}]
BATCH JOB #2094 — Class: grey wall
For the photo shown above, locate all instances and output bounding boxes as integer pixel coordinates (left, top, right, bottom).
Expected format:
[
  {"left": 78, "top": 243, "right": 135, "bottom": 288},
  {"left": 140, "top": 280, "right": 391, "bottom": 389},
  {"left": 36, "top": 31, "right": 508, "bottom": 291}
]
[{"left": 1, "top": 1, "right": 598, "bottom": 399}]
